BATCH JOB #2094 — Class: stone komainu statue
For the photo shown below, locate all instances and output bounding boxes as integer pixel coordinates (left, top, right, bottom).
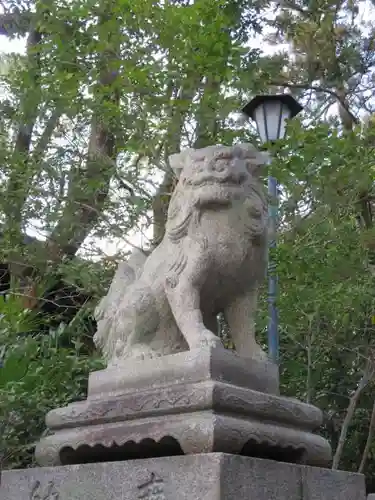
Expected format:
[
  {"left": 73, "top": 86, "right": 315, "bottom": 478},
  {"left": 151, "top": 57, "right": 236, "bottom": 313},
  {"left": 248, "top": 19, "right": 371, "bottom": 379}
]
[{"left": 94, "top": 143, "right": 269, "bottom": 366}]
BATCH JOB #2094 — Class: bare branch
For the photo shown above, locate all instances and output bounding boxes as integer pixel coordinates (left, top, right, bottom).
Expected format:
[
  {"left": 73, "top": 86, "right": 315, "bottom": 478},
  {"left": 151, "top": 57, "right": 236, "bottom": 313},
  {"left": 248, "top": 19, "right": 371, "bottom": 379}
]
[
  {"left": 31, "top": 108, "right": 62, "bottom": 164},
  {"left": 275, "top": 0, "right": 309, "bottom": 16},
  {"left": 270, "top": 81, "right": 360, "bottom": 125},
  {"left": 332, "top": 358, "right": 374, "bottom": 469},
  {"left": 0, "top": 10, "right": 32, "bottom": 37}
]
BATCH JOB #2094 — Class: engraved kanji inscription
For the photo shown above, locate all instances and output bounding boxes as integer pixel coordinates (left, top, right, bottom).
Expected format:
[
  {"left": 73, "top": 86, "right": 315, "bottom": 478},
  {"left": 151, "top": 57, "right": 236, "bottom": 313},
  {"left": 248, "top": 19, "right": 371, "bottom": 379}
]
[
  {"left": 30, "top": 480, "right": 60, "bottom": 499},
  {"left": 137, "top": 472, "right": 166, "bottom": 500}
]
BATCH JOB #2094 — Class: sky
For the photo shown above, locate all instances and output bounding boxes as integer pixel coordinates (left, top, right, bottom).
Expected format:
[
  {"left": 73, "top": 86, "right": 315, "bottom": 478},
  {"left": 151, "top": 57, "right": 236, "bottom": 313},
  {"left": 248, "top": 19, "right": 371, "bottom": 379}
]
[{"left": 0, "top": 36, "right": 25, "bottom": 55}]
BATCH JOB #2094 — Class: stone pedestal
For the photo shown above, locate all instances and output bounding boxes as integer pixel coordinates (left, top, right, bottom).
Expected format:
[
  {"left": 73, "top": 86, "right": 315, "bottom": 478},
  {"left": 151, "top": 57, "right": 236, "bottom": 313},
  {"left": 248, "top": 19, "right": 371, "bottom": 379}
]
[
  {"left": 0, "top": 454, "right": 366, "bottom": 500},
  {"left": 34, "top": 348, "right": 331, "bottom": 468}
]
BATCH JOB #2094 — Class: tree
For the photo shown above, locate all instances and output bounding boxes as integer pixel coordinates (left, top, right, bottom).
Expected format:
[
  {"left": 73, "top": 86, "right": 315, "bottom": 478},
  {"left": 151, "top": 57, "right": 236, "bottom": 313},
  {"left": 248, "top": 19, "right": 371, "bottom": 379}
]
[
  {"left": 0, "top": 0, "right": 279, "bottom": 286},
  {"left": 265, "top": 123, "right": 375, "bottom": 477},
  {"left": 257, "top": 0, "right": 375, "bottom": 480}
]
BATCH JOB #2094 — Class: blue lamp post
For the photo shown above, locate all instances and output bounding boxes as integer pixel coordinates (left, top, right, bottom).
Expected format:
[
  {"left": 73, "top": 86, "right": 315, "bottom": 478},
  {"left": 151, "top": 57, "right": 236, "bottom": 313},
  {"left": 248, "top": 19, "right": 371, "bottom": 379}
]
[{"left": 241, "top": 94, "right": 303, "bottom": 364}]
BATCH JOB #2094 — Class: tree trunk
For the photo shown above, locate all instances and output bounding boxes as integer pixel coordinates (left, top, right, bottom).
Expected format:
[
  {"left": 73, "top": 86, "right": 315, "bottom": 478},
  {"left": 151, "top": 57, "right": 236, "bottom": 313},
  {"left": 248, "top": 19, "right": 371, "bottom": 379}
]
[
  {"left": 358, "top": 398, "right": 375, "bottom": 473},
  {"left": 332, "top": 359, "right": 373, "bottom": 469},
  {"left": 46, "top": 6, "right": 120, "bottom": 260},
  {"left": 152, "top": 73, "right": 201, "bottom": 245},
  {"left": 3, "top": 23, "right": 42, "bottom": 247},
  {"left": 193, "top": 76, "right": 221, "bottom": 149}
]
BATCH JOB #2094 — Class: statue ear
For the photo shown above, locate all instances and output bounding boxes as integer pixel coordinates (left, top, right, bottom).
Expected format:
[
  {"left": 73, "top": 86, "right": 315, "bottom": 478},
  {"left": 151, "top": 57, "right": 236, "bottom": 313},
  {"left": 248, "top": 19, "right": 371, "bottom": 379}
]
[
  {"left": 250, "top": 151, "right": 270, "bottom": 169},
  {"left": 168, "top": 148, "right": 195, "bottom": 179},
  {"left": 234, "top": 143, "right": 269, "bottom": 172}
]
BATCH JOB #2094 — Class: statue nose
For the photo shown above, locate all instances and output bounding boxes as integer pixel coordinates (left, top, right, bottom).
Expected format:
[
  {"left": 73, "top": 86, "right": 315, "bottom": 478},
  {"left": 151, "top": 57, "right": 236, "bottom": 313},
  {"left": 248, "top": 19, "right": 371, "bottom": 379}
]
[
  {"left": 206, "top": 157, "right": 246, "bottom": 183},
  {"left": 208, "top": 158, "right": 229, "bottom": 174}
]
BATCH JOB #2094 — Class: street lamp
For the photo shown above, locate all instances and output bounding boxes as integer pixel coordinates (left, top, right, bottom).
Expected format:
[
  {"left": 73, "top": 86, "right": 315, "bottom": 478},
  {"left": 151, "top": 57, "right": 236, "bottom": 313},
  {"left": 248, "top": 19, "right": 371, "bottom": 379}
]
[
  {"left": 241, "top": 94, "right": 303, "bottom": 365},
  {"left": 242, "top": 94, "right": 303, "bottom": 143}
]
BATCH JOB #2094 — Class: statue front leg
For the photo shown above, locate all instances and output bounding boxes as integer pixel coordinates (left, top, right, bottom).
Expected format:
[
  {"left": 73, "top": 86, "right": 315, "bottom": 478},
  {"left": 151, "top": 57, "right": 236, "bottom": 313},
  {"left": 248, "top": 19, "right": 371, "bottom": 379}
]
[
  {"left": 165, "top": 276, "right": 223, "bottom": 351},
  {"left": 225, "top": 290, "right": 267, "bottom": 361}
]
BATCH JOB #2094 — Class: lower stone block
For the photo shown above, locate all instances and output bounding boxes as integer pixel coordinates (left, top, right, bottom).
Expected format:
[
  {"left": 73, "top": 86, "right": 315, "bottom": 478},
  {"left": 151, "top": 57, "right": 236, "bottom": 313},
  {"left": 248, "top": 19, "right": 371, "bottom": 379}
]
[{"left": 0, "top": 453, "right": 365, "bottom": 500}]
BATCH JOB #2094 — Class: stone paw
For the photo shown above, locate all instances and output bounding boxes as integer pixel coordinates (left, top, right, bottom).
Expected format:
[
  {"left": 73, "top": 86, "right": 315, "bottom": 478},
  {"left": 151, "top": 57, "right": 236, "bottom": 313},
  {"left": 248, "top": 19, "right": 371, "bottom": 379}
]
[
  {"left": 192, "top": 329, "right": 224, "bottom": 350},
  {"left": 127, "top": 344, "right": 162, "bottom": 361},
  {"left": 250, "top": 345, "right": 269, "bottom": 362},
  {"left": 109, "top": 343, "right": 162, "bottom": 365}
]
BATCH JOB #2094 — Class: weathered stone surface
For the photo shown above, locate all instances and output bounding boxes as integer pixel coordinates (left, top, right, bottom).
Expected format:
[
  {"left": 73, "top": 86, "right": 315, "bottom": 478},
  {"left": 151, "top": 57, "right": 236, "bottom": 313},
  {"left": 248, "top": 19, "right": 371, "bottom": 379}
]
[
  {"left": 36, "top": 410, "right": 331, "bottom": 468},
  {"left": 301, "top": 465, "right": 366, "bottom": 500},
  {"left": 93, "top": 143, "right": 269, "bottom": 366},
  {"left": 221, "top": 455, "right": 365, "bottom": 500},
  {"left": 46, "top": 381, "right": 320, "bottom": 430},
  {"left": 35, "top": 348, "right": 331, "bottom": 468},
  {"left": 0, "top": 454, "right": 366, "bottom": 500},
  {"left": 87, "top": 347, "right": 279, "bottom": 398}
]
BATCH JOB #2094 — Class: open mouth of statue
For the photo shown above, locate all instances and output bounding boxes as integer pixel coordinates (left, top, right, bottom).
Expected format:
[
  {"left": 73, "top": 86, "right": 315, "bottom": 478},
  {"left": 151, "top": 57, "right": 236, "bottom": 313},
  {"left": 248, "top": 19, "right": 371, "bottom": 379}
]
[
  {"left": 198, "top": 200, "right": 233, "bottom": 210},
  {"left": 188, "top": 176, "right": 243, "bottom": 188},
  {"left": 197, "top": 181, "right": 240, "bottom": 189},
  {"left": 195, "top": 189, "right": 238, "bottom": 209}
]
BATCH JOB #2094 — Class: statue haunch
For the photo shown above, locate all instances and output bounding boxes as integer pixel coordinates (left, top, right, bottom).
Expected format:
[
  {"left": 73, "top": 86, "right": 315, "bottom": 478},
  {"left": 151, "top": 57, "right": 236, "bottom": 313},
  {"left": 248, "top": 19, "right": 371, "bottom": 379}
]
[{"left": 94, "top": 143, "right": 269, "bottom": 366}]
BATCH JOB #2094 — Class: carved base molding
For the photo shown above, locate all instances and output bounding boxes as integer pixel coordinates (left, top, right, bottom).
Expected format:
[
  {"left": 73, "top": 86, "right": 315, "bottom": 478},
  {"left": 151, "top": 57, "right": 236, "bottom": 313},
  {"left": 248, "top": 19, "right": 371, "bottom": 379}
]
[{"left": 35, "top": 347, "right": 331, "bottom": 468}]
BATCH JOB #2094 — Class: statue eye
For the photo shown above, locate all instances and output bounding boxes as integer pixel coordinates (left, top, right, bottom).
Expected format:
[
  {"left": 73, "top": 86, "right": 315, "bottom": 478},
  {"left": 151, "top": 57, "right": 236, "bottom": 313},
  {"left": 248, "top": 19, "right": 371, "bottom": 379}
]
[
  {"left": 245, "top": 159, "right": 259, "bottom": 173},
  {"left": 215, "top": 159, "right": 227, "bottom": 171},
  {"left": 215, "top": 153, "right": 232, "bottom": 161}
]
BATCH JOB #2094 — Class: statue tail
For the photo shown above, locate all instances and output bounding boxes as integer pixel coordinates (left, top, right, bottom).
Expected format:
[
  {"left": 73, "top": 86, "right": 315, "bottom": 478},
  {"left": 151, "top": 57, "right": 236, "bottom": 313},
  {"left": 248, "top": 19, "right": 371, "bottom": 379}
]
[{"left": 93, "top": 249, "right": 148, "bottom": 353}]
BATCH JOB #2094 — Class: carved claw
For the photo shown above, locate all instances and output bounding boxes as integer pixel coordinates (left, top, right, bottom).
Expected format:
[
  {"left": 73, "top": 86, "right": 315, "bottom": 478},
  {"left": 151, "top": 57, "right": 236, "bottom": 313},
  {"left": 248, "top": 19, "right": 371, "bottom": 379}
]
[
  {"left": 191, "top": 329, "right": 224, "bottom": 351},
  {"left": 108, "top": 342, "right": 162, "bottom": 366},
  {"left": 252, "top": 346, "right": 269, "bottom": 362},
  {"left": 125, "top": 344, "right": 162, "bottom": 361}
]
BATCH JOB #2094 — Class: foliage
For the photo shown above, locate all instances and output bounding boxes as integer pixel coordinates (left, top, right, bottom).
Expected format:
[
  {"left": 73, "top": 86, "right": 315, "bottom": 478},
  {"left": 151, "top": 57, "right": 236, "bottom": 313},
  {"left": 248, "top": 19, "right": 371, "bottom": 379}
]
[
  {"left": 259, "top": 122, "right": 375, "bottom": 480},
  {"left": 0, "top": 295, "right": 104, "bottom": 470}
]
